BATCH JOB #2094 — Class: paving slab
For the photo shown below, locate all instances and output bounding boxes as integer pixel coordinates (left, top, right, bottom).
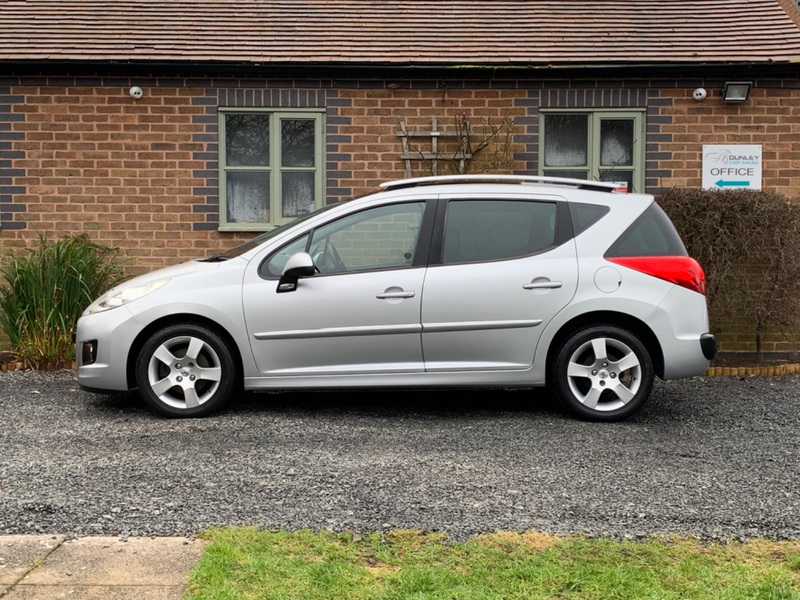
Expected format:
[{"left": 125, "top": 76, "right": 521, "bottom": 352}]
[
  {"left": 0, "top": 536, "right": 204, "bottom": 600},
  {"left": 3, "top": 585, "right": 188, "bottom": 599},
  {"left": 0, "top": 535, "right": 65, "bottom": 594}
]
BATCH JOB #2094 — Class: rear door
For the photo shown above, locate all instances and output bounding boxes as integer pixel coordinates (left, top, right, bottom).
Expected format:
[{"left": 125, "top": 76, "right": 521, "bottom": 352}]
[{"left": 421, "top": 196, "right": 578, "bottom": 371}]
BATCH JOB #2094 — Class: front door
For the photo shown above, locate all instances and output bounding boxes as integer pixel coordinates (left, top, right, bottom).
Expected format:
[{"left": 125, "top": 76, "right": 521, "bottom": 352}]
[{"left": 243, "top": 201, "right": 429, "bottom": 376}]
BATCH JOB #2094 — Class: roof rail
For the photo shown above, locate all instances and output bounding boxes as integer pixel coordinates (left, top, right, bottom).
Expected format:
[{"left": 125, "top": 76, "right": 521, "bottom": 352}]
[{"left": 380, "top": 174, "right": 622, "bottom": 193}]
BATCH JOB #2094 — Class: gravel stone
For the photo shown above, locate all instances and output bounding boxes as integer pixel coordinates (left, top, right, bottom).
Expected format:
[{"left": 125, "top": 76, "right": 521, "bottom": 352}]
[{"left": 0, "top": 370, "right": 798, "bottom": 541}]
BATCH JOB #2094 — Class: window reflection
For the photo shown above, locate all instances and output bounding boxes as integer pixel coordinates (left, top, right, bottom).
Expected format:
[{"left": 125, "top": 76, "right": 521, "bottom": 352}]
[
  {"left": 225, "top": 114, "right": 270, "bottom": 166},
  {"left": 544, "top": 114, "right": 588, "bottom": 167}
]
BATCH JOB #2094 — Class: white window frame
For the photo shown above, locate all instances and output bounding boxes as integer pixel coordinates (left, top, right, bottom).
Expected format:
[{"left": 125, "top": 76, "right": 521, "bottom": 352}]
[{"left": 218, "top": 108, "right": 325, "bottom": 231}]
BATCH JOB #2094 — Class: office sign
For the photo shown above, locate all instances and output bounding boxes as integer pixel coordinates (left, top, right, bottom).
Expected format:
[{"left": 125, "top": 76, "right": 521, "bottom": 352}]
[{"left": 702, "top": 144, "right": 762, "bottom": 190}]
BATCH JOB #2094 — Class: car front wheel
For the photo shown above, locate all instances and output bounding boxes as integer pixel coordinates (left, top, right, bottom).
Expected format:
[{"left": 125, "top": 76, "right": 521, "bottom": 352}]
[
  {"left": 135, "top": 323, "right": 238, "bottom": 418},
  {"left": 551, "top": 325, "right": 654, "bottom": 422}
]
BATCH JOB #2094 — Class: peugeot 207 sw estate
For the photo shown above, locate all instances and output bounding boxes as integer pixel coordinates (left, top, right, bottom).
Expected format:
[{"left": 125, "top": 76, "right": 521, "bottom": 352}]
[{"left": 76, "top": 175, "right": 717, "bottom": 422}]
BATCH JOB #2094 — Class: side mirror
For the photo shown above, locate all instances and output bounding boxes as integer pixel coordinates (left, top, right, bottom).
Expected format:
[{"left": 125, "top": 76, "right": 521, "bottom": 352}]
[{"left": 277, "top": 252, "right": 316, "bottom": 293}]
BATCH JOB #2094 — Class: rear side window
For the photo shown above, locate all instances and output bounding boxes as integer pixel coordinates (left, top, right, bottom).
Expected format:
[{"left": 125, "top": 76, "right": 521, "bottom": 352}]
[
  {"left": 570, "top": 202, "right": 610, "bottom": 236},
  {"left": 443, "top": 200, "right": 557, "bottom": 263},
  {"left": 605, "top": 203, "right": 688, "bottom": 257}
]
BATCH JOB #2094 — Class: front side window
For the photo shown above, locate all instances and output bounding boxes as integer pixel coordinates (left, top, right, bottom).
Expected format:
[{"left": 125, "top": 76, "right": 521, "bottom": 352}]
[
  {"left": 263, "top": 202, "right": 427, "bottom": 277},
  {"left": 309, "top": 202, "right": 426, "bottom": 274},
  {"left": 541, "top": 110, "right": 645, "bottom": 193},
  {"left": 220, "top": 109, "right": 324, "bottom": 231}
]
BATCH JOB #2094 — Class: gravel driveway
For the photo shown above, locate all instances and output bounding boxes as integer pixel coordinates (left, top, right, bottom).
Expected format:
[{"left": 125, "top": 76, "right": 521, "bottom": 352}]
[{"left": 1, "top": 370, "right": 798, "bottom": 541}]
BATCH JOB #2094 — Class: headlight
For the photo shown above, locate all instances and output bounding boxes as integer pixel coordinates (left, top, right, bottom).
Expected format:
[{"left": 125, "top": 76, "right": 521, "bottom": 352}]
[{"left": 86, "top": 279, "right": 170, "bottom": 314}]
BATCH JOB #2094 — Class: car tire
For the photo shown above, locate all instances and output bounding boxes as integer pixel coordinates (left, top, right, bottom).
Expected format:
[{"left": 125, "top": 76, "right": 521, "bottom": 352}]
[
  {"left": 551, "top": 325, "right": 654, "bottom": 422},
  {"left": 135, "top": 323, "right": 238, "bottom": 418}
]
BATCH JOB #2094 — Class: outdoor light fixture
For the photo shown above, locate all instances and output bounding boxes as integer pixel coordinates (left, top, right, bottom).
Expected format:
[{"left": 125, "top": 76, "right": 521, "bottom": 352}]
[{"left": 723, "top": 81, "right": 752, "bottom": 103}]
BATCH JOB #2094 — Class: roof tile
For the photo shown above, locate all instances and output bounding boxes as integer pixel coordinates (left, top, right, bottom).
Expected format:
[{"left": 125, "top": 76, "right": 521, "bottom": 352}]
[{"left": 1, "top": 0, "right": 800, "bottom": 66}]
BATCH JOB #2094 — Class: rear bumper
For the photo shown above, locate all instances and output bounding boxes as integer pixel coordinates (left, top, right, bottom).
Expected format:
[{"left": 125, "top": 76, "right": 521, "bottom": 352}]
[
  {"left": 649, "top": 286, "right": 715, "bottom": 380},
  {"left": 701, "top": 333, "right": 718, "bottom": 361}
]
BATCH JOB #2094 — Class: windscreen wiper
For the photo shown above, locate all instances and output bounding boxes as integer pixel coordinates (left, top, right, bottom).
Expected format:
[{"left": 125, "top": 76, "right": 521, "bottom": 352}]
[{"left": 198, "top": 253, "right": 230, "bottom": 263}]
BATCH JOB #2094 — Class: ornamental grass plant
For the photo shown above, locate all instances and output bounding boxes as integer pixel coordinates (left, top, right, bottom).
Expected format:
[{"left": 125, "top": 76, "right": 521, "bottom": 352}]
[{"left": 0, "top": 234, "right": 125, "bottom": 369}]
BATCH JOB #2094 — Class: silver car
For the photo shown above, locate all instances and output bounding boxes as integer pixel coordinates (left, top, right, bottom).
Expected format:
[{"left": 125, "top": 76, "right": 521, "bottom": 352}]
[{"left": 75, "top": 175, "right": 717, "bottom": 421}]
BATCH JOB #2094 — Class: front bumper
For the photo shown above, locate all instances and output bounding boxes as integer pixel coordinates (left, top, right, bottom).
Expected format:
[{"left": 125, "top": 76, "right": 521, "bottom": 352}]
[{"left": 74, "top": 306, "right": 143, "bottom": 393}]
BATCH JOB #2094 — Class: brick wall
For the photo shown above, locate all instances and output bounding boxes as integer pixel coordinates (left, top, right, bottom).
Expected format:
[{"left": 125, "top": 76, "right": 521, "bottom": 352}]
[
  {"left": 1, "top": 75, "right": 533, "bottom": 274},
  {"left": 1, "top": 80, "right": 233, "bottom": 272},
  {"left": 2, "top": 73, "right": 800, "bottom": 353},
  {"left": 654, "top": 86, "right": 800, "bottom": 193}
]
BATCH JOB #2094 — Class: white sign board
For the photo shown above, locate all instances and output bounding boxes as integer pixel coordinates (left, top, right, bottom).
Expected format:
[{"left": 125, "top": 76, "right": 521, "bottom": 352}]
[{"left": 702, "top": 145, "right": 762, "bottom": 190}]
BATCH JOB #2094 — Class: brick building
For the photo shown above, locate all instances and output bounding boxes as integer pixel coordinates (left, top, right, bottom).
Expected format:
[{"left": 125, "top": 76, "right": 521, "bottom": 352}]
[{"left": 2, "top": 0, "right": 800, "bottom": 288}]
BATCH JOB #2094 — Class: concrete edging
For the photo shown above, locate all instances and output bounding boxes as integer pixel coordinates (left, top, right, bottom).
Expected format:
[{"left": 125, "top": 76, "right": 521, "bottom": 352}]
[{"left": 704, "top": 363, "right": 800, "bottom": 377}]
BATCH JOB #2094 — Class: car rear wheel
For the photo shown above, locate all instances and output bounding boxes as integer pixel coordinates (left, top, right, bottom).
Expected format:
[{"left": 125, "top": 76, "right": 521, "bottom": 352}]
[
  {"left": 135, "top": 323, "right": 238, "bottom": 418},
  {"left": 551, "top": 325, "right": 654, "bottom": 422}
]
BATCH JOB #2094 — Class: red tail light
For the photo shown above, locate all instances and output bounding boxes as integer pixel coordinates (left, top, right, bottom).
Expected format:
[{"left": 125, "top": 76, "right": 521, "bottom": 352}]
[{"left": 606, "top": 256, "right": 707, "bottom": 295}]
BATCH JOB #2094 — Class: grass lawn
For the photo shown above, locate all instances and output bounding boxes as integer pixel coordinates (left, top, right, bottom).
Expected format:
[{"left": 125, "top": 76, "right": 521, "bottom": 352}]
[{"left": 186, "top": 528, "right": 800, "bottom": 599}]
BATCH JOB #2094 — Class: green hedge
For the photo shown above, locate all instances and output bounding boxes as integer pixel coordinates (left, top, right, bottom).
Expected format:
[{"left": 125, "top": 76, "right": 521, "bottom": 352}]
[{"left": 658, "top": 188, "right": 800, "bottom": 357}]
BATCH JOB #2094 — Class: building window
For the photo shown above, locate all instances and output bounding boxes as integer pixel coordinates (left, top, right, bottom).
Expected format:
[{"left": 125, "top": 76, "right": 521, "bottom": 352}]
[
  {"left": 540, "top": 110, "right": 645, "bottom": 193},
  {"left": 219, "top": 108, "right": 325, "bottom": 231}
]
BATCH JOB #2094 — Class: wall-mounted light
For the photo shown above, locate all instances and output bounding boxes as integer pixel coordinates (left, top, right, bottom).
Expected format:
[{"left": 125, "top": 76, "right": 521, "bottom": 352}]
[
  {"left": 723, "top": 81, "right": 752, "bottom": 103},
  {"left": 129, "top": 86, "right": 144, "bottom": 100}
]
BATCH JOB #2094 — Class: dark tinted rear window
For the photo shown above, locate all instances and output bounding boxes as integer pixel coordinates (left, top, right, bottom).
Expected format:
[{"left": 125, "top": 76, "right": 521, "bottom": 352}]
[
  {"left": 569, "top": 202, "right": 610, "bottom": 236},
  {"left": 443, "top": 199, "right": 557, "bottom": 263},
  {"left": 605, "top": 203, "right": 688, "bottom": 257}
]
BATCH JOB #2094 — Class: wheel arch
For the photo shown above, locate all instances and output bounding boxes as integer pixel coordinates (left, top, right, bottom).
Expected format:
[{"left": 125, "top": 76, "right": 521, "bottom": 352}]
[
  {"left": 125, "top": 314, "right": 245, "bottom": 390},
  {"left": 545, "top": 311, "right": 665, "bottom": 381}
]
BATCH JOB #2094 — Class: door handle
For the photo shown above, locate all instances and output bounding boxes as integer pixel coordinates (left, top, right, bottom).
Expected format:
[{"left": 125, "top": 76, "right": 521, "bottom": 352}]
[
  {"left": 376, "top": 290, "right": 416, "bottom": 299},
  {"left": 523, "top": 280, "right": 562, "bottom": 290}
]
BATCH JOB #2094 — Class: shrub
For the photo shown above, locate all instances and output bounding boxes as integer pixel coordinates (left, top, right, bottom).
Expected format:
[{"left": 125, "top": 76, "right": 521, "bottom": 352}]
[
  {"left": 0, "top": 234, "right": 125, "bottom": 369},
  {"left": 658, "top": 188, "right": 800, "bottom": 358}
]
